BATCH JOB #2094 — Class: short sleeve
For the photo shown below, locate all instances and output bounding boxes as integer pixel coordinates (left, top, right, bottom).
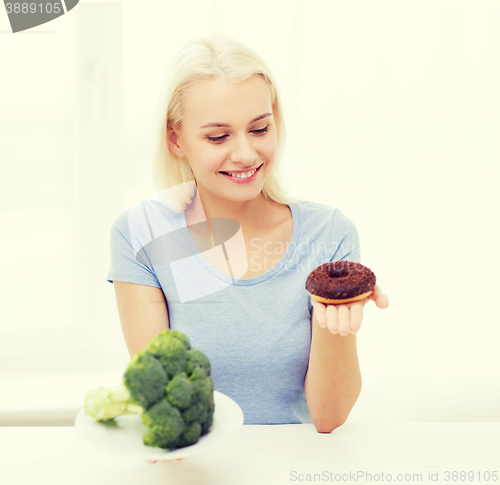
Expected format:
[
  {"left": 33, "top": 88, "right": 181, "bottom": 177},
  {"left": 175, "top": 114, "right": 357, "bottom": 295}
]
[
  {"left": 106, "top": 209, "right": 161, "bottom": 288},
  {"left": 329, "top": 209, "right": 361, "bottom": 264}
]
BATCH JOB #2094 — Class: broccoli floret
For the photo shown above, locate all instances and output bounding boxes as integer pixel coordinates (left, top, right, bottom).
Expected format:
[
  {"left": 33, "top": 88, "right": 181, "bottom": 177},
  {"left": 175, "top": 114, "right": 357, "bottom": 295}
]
[
  {"left": 181, "top": 400, "right": 205, "bottom": 424},
  {"left": 84, "top": 329, "right": 215, "bottom": 451},
  {"left": 142, "top": 399, "right": 185, "bottom": 449},
  {"left": 180, "top": 368, "right": 214, "bottom": 430},
  {"left": 189, "top": 365, "right": 208, "bottom": 380},
  {"left": 166, "top": 372, "right": 194, "bottom": 409},
  {"left": 84, "top": 350, "right": 166, "bottom": 419},
  {"left": 191, "top": 372, "right": 213, "bottom": 405},
  {"left": 201, "top": 399, "right": 214, "bottom": 435},
  {"left": 185, "top": 348, "right": 211, "bottom": 376},
  {"left": 123, "top": 350, "right": 168, "bottom": 409},
  {"left": 147, "top": 330, "right": 189, "bottom": 380},
  {"left": 176, "top": 422, "right": 202, "bottom": 448},
  {"left": 168, "top": 330, "right": 191, "bottom": 350}
]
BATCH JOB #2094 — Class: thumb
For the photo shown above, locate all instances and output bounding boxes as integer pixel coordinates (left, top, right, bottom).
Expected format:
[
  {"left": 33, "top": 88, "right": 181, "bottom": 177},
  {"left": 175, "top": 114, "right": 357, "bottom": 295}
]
[{"left": 369, "top": 284, "right": 389, "bottom": 309}]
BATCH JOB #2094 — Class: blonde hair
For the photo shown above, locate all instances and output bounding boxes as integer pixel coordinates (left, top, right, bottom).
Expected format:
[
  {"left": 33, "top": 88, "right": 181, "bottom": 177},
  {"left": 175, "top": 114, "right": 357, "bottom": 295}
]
[{"left": 151, "top": 32, "right": 306, "bottom": 211}]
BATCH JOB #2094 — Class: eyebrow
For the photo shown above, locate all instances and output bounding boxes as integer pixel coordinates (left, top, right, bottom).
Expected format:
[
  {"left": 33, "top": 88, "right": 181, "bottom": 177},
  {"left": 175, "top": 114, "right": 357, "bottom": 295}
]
[{"left": 200, "top": 112, "right": 272, "bottom": 129}]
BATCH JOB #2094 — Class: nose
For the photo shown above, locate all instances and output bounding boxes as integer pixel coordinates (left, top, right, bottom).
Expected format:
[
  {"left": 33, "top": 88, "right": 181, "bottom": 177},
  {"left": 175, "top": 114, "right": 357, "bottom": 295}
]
[{"left": 229, "top": 134, "right": 258, "bottom": 165}]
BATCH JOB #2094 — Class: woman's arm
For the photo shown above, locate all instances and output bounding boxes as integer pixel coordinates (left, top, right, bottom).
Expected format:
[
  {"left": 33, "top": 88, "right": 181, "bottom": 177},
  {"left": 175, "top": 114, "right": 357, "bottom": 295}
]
[
  {"left": 305, "top": 306, "right": 362, "bottom": 433},
  {"left": 113, "top": 281, "right": 170, "bottom": 357},
  {"left": 305, "top": 284, "right": 389, "bottom": 433}
]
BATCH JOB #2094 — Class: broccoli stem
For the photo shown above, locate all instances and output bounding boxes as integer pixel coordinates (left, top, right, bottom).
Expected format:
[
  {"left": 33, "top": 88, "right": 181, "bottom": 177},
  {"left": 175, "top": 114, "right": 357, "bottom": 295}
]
[{"left": 84, "top": 383, "right": 144, "bottom": 421}]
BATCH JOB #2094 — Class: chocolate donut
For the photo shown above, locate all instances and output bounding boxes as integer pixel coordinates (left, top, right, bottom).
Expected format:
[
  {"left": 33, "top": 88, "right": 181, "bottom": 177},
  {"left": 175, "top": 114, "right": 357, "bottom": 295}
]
[{"left": 305, "top": 261, "right": 376, "bottom": 304}]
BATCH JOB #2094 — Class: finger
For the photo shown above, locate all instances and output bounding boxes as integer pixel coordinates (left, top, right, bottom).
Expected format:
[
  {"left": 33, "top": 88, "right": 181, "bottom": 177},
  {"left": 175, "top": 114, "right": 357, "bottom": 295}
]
[
  {"left": 325, "top": 304, "right": 339, "bottom": 334},
  {"left": 350, "top": 301, "right": 365, "bottom": 333},
  {"left": 370, "top": 284, "right": 389, "bottom": 309},
  {"left": 336, "top": 305, "right": 351, "bottom": 336},
  {"left": 311, "top": 299, "right": 327, "bottom": 328}
]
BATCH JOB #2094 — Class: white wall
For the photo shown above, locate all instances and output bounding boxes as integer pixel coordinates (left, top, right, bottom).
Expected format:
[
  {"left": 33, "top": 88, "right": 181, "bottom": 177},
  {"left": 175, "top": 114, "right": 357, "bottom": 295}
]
[{"left": 0, "top": 0, "right": 498, "bottom": 425}]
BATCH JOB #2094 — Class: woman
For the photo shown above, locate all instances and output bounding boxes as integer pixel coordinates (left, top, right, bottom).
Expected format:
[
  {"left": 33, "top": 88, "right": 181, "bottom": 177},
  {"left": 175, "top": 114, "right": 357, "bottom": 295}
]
[{"left": 107, "top": 33, "right": 389, "bottom": 441}]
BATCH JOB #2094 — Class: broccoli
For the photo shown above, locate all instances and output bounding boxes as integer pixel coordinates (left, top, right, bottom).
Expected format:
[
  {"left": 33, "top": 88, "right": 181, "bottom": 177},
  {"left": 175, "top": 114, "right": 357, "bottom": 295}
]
[{"left": 84, "top": 329, "right": 215, "bottom": 450}]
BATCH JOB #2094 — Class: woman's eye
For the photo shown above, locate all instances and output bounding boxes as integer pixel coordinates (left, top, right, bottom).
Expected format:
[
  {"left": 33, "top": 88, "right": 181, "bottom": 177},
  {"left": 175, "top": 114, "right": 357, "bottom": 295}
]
[
  {"left": 207, "top": 134, "right": 228, "bottom": 143},
  {"left": 252, "top": 126, "right": 268, "bottom": 136},
  {"left": 207, "top": 125, "right": 268, "bottom": 143}
]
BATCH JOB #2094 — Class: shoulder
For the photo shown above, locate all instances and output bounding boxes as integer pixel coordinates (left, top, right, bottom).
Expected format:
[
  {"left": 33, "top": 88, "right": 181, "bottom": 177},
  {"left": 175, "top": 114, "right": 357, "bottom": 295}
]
[
  {"left": 110, "top": 196, "right": 182, "bottom": 241},
  {"left": 293, "top": 200, "right": 356, "bottom": 232},
  {"left": 294, "top": 200, "right": 336, "bottom": 218}
]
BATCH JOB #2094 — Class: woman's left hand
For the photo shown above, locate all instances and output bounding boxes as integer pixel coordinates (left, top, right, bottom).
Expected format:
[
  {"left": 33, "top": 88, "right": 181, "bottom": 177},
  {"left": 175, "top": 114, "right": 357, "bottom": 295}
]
[{"left": 311, "top": 284, "right": 389, "bottom": 336}]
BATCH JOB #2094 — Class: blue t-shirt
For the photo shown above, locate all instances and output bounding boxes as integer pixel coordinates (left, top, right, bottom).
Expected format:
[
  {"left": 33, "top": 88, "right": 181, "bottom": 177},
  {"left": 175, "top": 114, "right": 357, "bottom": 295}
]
[{"left": 107, "top": 187, "right": 360, "bottom": 425}]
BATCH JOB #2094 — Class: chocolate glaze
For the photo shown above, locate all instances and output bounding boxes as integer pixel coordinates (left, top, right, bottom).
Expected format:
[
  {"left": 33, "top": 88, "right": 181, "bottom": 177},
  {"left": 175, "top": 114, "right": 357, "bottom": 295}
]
[{"left": 305, "top": 261, "right": 376, "bottom": 300}]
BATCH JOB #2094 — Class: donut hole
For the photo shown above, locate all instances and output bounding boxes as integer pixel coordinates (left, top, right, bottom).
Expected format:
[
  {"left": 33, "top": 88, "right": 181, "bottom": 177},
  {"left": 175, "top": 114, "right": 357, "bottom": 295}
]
[{"left": 328, "top": 267, "right": 349, "bottom": 278}]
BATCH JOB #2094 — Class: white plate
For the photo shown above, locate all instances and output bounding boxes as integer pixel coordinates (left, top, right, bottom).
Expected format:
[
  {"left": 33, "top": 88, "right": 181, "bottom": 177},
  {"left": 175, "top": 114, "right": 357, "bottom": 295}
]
[{"left": 75, "top": 390, "right": 244, "bottom": 460}]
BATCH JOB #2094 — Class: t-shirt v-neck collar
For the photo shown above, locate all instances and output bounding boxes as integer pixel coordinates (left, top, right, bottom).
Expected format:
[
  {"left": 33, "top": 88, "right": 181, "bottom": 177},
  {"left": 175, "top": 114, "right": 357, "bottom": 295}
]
[{"left": 179, "top": 196, "right": 300, "bottom": 287}]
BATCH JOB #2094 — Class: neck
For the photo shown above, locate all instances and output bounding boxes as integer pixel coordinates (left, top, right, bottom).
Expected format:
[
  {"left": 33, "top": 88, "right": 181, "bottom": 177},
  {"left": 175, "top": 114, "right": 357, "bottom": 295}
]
[{"left": 195, "top": 183, "right": 274, "bottom": 231}]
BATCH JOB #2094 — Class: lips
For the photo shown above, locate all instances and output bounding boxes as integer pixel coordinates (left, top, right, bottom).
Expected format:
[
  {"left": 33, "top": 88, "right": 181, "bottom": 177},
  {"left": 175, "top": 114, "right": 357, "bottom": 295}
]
[{"left": 219, "top": 163, "right": 263, "bottom": 175}]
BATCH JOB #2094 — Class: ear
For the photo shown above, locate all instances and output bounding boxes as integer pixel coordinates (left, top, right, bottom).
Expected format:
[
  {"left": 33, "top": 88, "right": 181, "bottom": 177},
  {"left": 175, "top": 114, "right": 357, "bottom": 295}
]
[{"left": 166, "top": 124, "right": 186, "bottom": 158}]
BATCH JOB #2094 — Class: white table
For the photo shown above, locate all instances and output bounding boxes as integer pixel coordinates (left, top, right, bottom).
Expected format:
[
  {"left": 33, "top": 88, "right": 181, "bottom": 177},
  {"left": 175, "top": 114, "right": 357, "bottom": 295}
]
[{"left": 1, "top": 423, "right": 499, "bottom": 484}]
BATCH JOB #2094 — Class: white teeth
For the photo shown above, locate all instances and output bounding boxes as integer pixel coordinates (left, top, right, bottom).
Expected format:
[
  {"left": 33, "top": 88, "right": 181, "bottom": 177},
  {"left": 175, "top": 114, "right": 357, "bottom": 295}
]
[{"left": 226, "top": 167, "right": 258, "bottom": 179}]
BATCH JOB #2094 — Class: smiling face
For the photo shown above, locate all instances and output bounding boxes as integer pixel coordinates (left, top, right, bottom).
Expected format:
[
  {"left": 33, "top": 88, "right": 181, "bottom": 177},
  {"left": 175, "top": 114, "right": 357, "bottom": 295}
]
[{"left": 167, "top": 74, "right": 277, "bottom": 206}]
